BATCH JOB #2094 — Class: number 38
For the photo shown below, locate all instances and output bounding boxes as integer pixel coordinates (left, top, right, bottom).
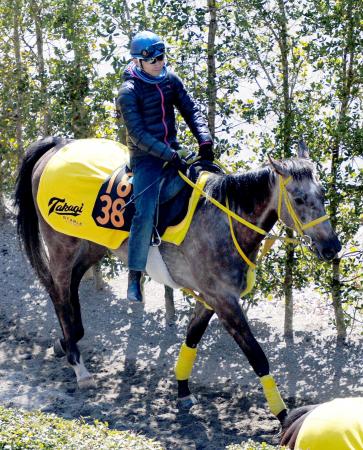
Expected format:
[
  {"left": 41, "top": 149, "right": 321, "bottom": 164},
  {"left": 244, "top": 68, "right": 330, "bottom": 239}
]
[{"left": 96, "top": 173, "right": 131, "bottom": 228}]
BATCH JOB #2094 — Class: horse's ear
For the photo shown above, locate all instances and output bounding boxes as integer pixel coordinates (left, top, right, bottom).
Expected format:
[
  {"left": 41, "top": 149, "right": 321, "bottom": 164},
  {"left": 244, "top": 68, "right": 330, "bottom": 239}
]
[
  {"left": 297, "top": 140, "right": 310, "bottom": 159},
  {"left": 268, "top": 155, "right": 290, "bottom": 177}
]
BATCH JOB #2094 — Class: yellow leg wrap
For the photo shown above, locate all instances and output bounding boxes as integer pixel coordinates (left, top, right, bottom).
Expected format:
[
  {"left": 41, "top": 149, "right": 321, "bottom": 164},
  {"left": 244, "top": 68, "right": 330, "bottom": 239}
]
[
  {"left": 174, "top": 343, "right": 198, "bottom": 381},
  {"left": 260, "top": 374, "right": 286, "bottom": 416}
]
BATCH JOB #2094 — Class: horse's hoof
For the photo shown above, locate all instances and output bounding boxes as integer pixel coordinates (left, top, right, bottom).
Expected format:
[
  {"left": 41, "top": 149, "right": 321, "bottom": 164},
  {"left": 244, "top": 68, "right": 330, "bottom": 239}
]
[
  {"left": 127, "top": 293, "right": 144, "bottom": 302},
  {"left": 277, "top": 408, "right": 288, "bottom": 425},
  {"left": 177, "top": 394, "right": 198, "bottom": 410},
  {"left": 78, "top": 376, "right": 96, "bottom": 390},
  {"left": 53, "top": 338, "right": 66, "bottom": 358}
]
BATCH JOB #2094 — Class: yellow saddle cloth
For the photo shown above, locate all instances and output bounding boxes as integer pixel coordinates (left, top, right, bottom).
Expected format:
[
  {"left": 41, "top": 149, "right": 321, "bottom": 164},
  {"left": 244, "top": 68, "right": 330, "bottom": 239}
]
[
  {"left": 296, "top": 397, "right": 363, "bottom": 450},
  {"left": 37, "top": 138, "right": 209, "bottom": 249}
]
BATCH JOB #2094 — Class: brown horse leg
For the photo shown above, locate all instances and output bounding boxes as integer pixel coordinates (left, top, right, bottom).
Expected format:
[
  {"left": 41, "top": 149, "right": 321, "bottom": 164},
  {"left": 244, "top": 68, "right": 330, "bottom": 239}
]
[
  {"left": 49, "top": 274, "right": 94, "bottom": 388},
  {"left": 69, "top": 244, "right": 107, "bottom": 342},
  {"left": 54, "top": 243, "right": 106, "bottom": 356},
  {"left": 44, "top": 235, "right": 95, "bottom": 388},
  {"left": 55, "top": 268, "right": 85, "bottom": 357},
  {"left": 213, "top": 295, "right": 287, "bottom": 423},
  {"left": 175, "top": 302, "right": 214, "bottom": 409},
  {"left": 56, "top": 245, "right": 106, "bottom": 361}
]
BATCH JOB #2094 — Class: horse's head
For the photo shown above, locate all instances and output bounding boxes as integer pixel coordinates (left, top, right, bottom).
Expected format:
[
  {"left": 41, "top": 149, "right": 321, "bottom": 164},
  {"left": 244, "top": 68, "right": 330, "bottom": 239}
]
[{"left": 268, "top": 142, "right": 341, "bottom": 261}]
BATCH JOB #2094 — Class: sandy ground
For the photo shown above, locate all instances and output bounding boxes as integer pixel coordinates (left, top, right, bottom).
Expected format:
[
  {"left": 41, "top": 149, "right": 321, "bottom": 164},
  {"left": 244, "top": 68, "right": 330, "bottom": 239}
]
[{"left": 0, "top": 214, "right": 362, "bottom": 449}]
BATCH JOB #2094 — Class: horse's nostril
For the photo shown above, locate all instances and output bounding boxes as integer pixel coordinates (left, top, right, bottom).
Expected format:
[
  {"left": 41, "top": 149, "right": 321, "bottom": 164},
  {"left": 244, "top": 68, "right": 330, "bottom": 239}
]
[{"left": 322, "top": 248, "right": 337, "bottom": 260}]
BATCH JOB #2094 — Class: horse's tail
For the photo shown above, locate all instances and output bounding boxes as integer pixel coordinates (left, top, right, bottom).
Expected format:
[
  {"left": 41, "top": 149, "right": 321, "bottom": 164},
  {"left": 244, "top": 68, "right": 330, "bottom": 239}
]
[{"left": 14, "top": 136, "right": 65, "bottom": 286}]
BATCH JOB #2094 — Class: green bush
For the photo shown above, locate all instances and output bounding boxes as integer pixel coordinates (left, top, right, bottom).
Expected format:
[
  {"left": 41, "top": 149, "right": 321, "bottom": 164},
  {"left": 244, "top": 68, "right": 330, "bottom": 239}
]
[
  {"left": 0, "top": 406, "right": 163, "bottom": 450},
  {"left": 0, "top": 406, "right": 287, "bottom": 449}
]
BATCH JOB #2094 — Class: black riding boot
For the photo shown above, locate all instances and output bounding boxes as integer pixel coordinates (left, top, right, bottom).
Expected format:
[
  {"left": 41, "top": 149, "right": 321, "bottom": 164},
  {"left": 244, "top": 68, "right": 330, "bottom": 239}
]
[{"left": 127, "top": 270, "right": 143, "bottom": 302}]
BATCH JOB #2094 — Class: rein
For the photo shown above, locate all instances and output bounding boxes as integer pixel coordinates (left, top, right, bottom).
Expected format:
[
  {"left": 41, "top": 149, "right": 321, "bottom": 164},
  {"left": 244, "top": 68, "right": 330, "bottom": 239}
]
[
  {"left": 178, "top": 170, "right": 330, "bottom": 309},
  {"left": 179, "top": 171, "right": 329, "bottom": 267}
]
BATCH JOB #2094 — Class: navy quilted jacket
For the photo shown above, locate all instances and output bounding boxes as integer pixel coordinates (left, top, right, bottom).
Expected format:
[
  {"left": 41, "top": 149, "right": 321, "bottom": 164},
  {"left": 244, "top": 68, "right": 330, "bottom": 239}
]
[{"left": 116, "top": 65, "right": 212, "bottom": 161}]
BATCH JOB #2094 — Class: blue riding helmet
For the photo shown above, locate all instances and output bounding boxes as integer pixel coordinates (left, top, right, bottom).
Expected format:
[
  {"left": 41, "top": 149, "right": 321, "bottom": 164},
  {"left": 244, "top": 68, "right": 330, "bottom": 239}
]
[{"left": 130, "top": 31, "right": 165, "bottom": 60}]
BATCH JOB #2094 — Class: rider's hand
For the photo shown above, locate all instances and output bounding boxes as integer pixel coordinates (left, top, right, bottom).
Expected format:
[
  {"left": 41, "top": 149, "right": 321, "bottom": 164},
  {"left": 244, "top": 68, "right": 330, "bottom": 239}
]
[
  {"left": 199, "top": 142, "right": 214, "bottom": 161},
  {"left": 170, "top": 151, "right": 188, "bottom": 173}
]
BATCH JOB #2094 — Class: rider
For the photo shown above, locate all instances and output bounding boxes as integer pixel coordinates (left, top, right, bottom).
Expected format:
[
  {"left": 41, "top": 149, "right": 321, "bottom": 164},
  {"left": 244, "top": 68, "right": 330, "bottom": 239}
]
[{"left": 116, "top": 30, "right": 214, "bottom": 302}]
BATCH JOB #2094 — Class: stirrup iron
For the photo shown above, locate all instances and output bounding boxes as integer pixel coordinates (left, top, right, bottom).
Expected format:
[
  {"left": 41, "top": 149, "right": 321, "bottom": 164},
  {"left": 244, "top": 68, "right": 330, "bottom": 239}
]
[{"left": 151, "top": 227, "right": 161, "bottom": 247}]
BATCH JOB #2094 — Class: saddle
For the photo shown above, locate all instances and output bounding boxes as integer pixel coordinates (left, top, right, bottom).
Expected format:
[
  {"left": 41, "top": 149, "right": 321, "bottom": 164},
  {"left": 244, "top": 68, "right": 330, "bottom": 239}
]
[
  {"left": 156, "top": 159, "right": 223, "bottom": 237},
  {"left": 91, "top": 158, "right": 223, "bottom": 241}
]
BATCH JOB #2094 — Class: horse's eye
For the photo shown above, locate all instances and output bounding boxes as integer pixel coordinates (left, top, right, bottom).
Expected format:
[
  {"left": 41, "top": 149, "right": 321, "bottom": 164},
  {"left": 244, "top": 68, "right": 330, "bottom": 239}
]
[{"left": 294, "top": 197, "right": 304, "bottom": 205}]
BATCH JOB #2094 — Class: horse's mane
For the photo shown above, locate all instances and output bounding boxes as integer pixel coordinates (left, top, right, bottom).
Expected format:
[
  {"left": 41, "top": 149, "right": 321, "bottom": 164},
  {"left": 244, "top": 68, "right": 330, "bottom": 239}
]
[{"left": 206, "top": 158, "right": 315, "bottom": 214}]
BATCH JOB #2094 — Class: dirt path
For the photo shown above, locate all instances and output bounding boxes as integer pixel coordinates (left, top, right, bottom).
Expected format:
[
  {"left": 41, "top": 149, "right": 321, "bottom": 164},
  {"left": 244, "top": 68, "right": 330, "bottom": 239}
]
[{"left": 0, "top": 217, "right": 362, "bottom": 449}]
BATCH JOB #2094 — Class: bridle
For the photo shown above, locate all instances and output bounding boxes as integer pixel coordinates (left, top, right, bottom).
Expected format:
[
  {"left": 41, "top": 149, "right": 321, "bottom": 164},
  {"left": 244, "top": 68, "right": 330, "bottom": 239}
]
[
  {"left": 178, "top": 169, "right": 331, "bottom": 309},
  {"left": 179, "top": 171, "right": 330, "bottom": 270},
  {"left": 277, "top": 175, "right": 329, "bottom": 238}
]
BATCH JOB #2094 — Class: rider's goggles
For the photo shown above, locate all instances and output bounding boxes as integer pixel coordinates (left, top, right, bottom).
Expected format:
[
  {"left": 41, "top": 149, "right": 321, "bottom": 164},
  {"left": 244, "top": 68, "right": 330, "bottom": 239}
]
[
  {"left": 143, "top": 54, "right": 165, "bottom": 64},
  {"left": 140, "top": 42, "right": 165, "bottom": 59}
]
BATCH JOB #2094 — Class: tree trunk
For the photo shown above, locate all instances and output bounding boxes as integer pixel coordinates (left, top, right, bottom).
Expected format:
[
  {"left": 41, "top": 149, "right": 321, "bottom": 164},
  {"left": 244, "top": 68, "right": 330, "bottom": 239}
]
[
  {"left": 122, "top": 0, "right": 132, "bottom": 40},
  {"left": 207, "top": 0, "right": 217, "bottom": 141},
  {"left": 30, "top": 0, "right": 51, "bottom": 136},
  {"left": 63, "top": 1, "right": 91, "bottom": 139},
  {"left": 331, "top": 258, "right": 346, "bottom": 342},
  {"left": 277, "top": 0, "right": 293, "bottom": 157},
  {"left": 164, "top": 286, "right": 176, "bottom": 325},
  {"left": 0, "top": 149, "right": 5, "bottom": 221},
  {"left": 328, "top": 0, "right": 356, "bottom": 341},
  {"left": 13, "top": 0, "right": 24, "bottom": 166},
  {"left": 284, "top": 229, "right": 294, "bottom": 339},
  {"left": 330, "top": 149, "right": 346, "bottom": 341},
  {"left": 71, "top": 55, "right": 91, "bottom": 138},
  {"left": 71, "top": 48, "right": 90, "bottom": 139},
  {"left": 0, "top": 174, "right": 5, "bottom": 221},
  {"left": 277, "top": 0, "right": 295, "bottom": 339},
  {"left": 0, "top": 196, "right": 5, "bottom": 221}
]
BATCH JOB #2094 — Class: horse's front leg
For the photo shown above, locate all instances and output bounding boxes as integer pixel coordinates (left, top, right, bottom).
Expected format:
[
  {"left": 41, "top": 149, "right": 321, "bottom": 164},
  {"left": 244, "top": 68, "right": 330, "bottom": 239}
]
[
  {"left": 175, "top": 302, "right": 214, "bottom": 409},
  {"left": 214, "top": 295, "right": 287, "bottom": 423}
]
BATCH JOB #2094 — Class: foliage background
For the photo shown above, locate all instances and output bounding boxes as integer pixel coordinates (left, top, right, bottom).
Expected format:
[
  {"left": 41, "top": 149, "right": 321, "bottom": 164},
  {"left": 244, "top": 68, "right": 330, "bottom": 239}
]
[{"left": 0, "top": 0, "right": 361, "bottom": 338}]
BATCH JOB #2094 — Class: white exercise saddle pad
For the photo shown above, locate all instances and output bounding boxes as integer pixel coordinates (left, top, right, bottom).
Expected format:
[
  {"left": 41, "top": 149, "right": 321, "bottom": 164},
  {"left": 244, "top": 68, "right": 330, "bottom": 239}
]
[{"left": 145, "top": 246, "right": 181, "bottom": 289}]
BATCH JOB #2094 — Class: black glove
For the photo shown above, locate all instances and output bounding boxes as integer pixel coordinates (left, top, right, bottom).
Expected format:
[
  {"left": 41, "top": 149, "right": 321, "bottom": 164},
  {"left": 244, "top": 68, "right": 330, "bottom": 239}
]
[
  {"left": 170, "top": 151, "right": 188, "bottom": 173},
  {"left": 199, "top": 142, "right": 214, "bottom": 161}
]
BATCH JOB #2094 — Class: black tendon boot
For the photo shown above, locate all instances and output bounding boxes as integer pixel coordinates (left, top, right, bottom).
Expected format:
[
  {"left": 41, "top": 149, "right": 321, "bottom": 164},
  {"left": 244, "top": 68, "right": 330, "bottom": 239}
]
[{"left": 127, "top": 270, "right": 143, "bottom": 302}]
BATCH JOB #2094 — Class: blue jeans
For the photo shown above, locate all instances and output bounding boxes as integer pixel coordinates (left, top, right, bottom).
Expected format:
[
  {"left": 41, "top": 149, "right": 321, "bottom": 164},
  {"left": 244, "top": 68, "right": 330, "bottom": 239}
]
[{"left": 128, "top": 156, "right": 164, "bottom": 271}]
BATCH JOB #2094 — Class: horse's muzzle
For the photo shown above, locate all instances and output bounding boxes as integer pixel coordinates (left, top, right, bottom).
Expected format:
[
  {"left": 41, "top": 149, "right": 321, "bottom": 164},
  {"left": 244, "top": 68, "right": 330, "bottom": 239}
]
[{"left": 312, "top": 236, "right": 342, "bottom": 261}]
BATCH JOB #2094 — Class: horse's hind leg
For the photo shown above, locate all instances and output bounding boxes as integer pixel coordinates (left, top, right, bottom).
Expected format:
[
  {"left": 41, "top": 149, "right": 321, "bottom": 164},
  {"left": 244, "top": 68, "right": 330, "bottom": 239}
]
[
  {"left": 213, "top": 294, "right": 287, "bottom": 423},
  {"left": 175, "top": 302, "right": 214, "bottom": 409},
  {"left": 55, "top": 242, "right": 106, "bottom": 357},
  {"left": 43, "top": 228, "right": 95, "bottom": 388}
]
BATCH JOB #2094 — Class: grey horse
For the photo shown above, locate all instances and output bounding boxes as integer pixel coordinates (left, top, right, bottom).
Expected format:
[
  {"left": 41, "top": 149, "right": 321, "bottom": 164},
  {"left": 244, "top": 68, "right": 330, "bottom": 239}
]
[{"left": 14, "top": 137, "right": 341, "bottom": 424}]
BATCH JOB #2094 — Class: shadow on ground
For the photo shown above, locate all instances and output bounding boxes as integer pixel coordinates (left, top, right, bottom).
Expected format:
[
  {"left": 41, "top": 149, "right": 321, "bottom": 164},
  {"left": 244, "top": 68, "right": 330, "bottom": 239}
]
[{"left": 0, "top": 218, "right": 362, "bottom": 449}]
